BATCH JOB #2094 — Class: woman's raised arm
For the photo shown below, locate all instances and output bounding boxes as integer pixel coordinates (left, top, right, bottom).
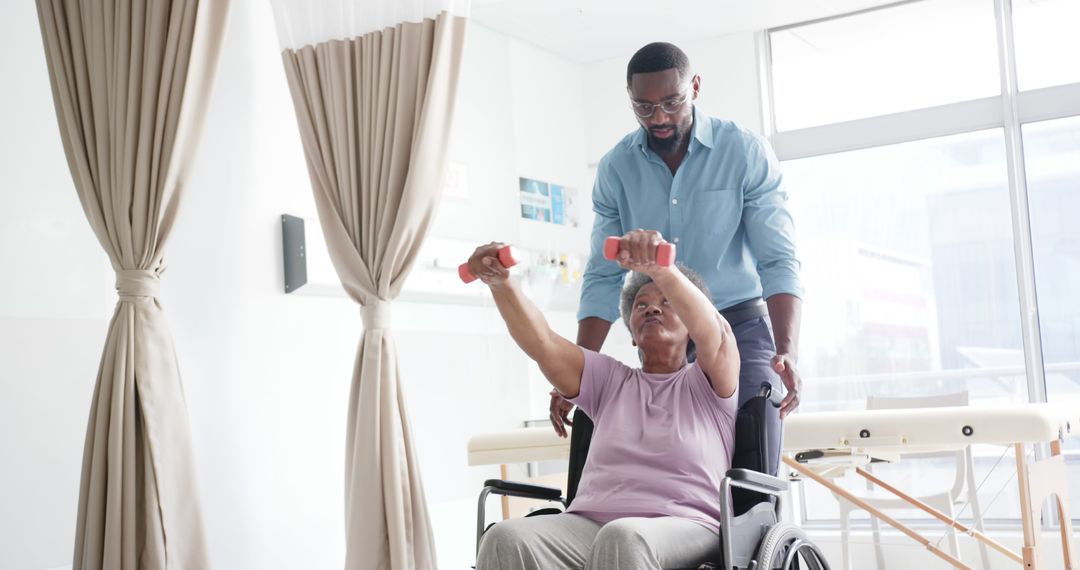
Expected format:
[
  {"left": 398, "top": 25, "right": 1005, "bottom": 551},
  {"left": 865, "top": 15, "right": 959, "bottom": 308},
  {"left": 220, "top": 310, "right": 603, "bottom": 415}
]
[{"left": 466, "top": 243, "right": 585, "bottom": 398}]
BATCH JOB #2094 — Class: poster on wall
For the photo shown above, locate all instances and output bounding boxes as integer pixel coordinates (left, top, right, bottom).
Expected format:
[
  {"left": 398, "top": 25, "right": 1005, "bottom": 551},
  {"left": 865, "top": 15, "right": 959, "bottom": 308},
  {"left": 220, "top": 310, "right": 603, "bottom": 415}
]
[
  {"left": 519, "top": 177, "right": 551, "bottom": 222},
  {"left": 519, "top": 177, "right": 579, "bottom": 228},
  {"left": 443, "top": 161, "right": 470, "bottom": 200}
]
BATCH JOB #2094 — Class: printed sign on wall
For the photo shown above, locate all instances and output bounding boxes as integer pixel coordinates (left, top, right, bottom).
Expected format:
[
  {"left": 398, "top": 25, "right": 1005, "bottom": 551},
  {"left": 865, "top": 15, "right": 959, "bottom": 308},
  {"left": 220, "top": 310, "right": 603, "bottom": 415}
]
[
  {"left": 443, "top": 161, "right": 470, "bottom": 200},
  {"left": 519, "top": 177, "right": 579, "bottom": 228}
]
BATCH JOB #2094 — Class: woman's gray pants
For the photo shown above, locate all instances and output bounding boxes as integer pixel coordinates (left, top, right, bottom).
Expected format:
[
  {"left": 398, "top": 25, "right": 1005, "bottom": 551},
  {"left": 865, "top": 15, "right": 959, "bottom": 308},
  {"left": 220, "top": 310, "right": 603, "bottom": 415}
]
[{"left": 475, "top": 513, "right": 719, "bottom": 570}]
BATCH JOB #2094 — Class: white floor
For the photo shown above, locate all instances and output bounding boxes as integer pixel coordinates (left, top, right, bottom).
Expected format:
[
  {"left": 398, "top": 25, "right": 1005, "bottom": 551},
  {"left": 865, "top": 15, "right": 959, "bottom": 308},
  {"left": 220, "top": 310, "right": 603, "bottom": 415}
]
[
  {"left": 28, "top": 524, "right": 1079, "bottom": 569},
  {"left": 809, "top": 528, "right": 1075, "bottom": 570}
]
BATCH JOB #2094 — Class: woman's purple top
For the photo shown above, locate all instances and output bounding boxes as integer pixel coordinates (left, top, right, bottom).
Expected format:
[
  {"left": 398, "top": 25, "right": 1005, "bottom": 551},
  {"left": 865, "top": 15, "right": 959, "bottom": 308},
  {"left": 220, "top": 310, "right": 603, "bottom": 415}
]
[{"left": 564, "top": 347, "right": 738, "bottom": 532}]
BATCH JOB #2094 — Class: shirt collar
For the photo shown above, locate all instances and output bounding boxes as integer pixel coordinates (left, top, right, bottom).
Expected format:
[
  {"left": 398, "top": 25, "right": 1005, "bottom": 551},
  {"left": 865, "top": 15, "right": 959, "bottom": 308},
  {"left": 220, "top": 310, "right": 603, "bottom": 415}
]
[
  {"left": 631, "top": 124, "right": 649, "bottom": 154},
  {"left": 691, "top": 105, "right": 714, "bottom": 150},
  {"left": 630, "top": 105, "right": 713, "bottom": 156}
]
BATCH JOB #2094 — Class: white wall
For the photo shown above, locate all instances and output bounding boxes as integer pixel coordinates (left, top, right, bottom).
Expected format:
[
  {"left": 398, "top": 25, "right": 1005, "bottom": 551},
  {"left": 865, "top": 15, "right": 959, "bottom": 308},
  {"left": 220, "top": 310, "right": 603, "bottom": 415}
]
[
  {"left": 584, "top": 32, "right": 766, "bottom": 166},
  {"left": 0, "top": 3, "right": 764, "bottom": 570},
  {"left": 0, "top": 2, "right": 113, "bottom": 569}
]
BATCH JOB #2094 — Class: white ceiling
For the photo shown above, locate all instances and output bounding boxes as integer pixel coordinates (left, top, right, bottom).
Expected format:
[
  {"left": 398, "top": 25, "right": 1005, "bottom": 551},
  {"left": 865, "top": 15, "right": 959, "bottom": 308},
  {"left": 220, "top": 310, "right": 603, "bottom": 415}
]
[{"left": 470, "top": 0, "right": 906, "bottom": 64}]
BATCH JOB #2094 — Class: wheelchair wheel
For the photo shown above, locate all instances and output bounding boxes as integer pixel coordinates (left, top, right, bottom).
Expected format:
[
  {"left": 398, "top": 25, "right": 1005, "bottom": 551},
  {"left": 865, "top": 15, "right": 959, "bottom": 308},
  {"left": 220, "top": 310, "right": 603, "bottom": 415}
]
[{"left": 754, "top": 522, "right": 830, "bottom": 570}]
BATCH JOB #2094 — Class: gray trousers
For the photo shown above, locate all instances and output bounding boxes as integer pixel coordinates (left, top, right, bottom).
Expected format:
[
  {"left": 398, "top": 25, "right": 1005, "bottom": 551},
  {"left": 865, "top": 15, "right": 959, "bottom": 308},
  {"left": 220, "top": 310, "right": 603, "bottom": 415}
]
[
  {"left": 731, "top": 316, "right": 783, "bottom": 475},
  {"left": 475, "top": 513, "right": 720, "bottom": 570}
]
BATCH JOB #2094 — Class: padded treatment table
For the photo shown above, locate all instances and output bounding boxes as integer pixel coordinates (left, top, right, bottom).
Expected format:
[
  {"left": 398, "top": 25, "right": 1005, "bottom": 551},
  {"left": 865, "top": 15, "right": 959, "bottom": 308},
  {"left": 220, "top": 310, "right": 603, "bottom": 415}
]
[
  {"left": 784, "top": 403, "right": 1079, "bottom": 570},
  {"left": 468, "top": 427, "right": 571, "bottom": 467},
  {"left": 468, "top": 427, "right": 571, "bottom": 519}
]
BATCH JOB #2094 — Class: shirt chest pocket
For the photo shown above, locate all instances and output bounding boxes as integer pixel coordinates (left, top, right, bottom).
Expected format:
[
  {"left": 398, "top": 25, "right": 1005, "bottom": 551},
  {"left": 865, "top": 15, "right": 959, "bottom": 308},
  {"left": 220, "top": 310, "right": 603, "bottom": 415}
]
[{"left": 688, "top": 187, "right": 741, "bottom": 235}]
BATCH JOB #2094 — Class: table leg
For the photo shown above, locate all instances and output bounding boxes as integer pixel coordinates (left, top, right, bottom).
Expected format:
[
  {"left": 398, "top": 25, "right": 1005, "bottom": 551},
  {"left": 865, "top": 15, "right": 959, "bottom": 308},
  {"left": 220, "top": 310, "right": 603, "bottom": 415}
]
[
  {"left": 1015, "top": 443, "right": 1039, "bottom": 569},
  {"left": 854, "top": 467, "right": 1022, "bottom": 564},
  {"left": 1050, "top": 440, "right": 1078, "bottom": 570},
  {"left": 500, "top": 464, "right": 510, "bottom": 520},
  {"left": 784, "top": 456, "right": 971, "bottom": 570}
]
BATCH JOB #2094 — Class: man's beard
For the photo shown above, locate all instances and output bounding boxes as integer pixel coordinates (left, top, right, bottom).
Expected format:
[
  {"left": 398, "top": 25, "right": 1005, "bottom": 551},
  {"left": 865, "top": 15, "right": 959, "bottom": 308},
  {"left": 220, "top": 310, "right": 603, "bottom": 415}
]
[{"left": 647, "top": 124, "right": 684, "bottom": 153}]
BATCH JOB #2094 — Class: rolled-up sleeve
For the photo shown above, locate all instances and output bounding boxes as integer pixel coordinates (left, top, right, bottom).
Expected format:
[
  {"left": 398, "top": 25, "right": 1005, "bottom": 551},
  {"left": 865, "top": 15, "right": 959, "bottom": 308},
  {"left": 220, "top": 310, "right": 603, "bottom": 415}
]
[
  {"left": 578, "top": 160, "right": 627, "bottom": 323},
  {"left": 741, "top": 134, "right": 803, "bottom": 300}
]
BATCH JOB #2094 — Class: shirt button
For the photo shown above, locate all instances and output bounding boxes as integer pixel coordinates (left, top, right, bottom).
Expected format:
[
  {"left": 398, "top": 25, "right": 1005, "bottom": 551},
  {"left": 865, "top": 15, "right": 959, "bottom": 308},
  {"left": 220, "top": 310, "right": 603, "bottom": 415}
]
[
  {"left": 673, "top": 237, "right": 680, "bottom": 243},
  {"left": 671, "top": 198, "right": 678, "bottom": 205}
]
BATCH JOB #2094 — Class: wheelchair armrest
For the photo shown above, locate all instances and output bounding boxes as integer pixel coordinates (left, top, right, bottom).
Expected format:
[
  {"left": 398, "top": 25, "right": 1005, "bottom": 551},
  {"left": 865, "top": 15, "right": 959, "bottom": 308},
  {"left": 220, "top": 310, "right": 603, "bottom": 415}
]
[
  {"left": 483, "top": 479, "right": 564, "bottom": 502},
  {"left": 475, "top": 480, "right": 565, "bottom": 556},
  {"left": 724, "top": 468, "right": 788, "bottom": 495}
]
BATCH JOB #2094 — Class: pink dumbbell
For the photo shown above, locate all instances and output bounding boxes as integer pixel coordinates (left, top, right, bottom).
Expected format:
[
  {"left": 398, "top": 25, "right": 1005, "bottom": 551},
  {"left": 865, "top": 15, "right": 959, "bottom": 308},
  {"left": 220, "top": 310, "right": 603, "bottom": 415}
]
[
  {"left": 459, "top": 245, "right": 522, "bottom": 283},
  {"left": 603, "top": 236, "right": 676, "bottom": 267}
]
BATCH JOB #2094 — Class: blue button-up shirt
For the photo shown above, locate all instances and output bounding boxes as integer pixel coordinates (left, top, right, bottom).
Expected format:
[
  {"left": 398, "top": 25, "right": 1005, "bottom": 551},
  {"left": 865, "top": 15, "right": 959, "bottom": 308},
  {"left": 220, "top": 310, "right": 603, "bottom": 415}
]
[{"left": 578, "top": 106, "right": 803, "bottom": 323}]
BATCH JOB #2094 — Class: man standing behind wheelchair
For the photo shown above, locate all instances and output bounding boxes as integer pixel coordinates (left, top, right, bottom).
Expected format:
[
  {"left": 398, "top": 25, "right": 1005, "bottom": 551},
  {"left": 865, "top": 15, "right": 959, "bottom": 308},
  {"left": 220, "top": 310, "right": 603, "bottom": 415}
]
[
  {"left": 468, "top": 230, "right": 742, "bottom": 569},
  {"left": 552, "top": 42, "right": 804, "bottom": 479}
]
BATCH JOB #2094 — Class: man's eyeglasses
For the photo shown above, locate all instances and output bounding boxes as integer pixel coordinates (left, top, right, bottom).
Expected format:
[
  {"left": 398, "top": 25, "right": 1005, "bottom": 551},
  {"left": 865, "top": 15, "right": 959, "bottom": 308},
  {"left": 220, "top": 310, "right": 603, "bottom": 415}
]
[{"left": 629, "top": 89, "right": 691, "bottom": 118}]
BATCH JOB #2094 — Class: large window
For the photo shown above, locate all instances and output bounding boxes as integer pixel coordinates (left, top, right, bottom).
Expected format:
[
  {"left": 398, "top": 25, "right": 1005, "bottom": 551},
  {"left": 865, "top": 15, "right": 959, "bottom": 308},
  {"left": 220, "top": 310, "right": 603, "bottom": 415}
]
[
  {"left": 785, "top": 131, "right": 1031, "bottom": 524},
  {"left": 784, "top": 130, "right": 1023, "bottom": 412},
  {"left": 1024, "top": 116, "right": 1080, "bottom": 400},
  {"left": 1012, "top": 0, "right": 1080, "bottom": 90},
  {"left": 770, "top": 0, "right": 999, "bottom": 131},
  {"left": 1024, "top": 116, "right": 1080, "bottom": 515},
  {"left": 768, "top": 0, "right": 1080, "bottom": 525}
]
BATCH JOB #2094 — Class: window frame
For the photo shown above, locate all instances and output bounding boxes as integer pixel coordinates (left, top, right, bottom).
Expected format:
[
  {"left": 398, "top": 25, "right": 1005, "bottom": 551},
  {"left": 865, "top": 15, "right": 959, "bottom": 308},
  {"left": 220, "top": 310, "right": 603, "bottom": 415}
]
[{"left": 762, "top": 0, "right": 1080, "bottom": 528}]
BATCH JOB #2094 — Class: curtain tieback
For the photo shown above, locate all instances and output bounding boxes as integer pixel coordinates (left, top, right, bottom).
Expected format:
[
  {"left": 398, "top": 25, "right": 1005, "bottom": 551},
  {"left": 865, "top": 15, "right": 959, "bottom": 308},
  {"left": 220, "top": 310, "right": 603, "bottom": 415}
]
[
  {"left": 361, "top": 300, "right": 392, "bottom": 330},
  {"left": 116, "top": 269, "right": 160, "bottom": 301}
]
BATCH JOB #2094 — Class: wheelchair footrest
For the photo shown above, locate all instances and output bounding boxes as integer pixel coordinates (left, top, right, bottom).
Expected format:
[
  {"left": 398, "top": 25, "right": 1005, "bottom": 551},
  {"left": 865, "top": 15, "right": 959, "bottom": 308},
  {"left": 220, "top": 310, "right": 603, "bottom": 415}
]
[{"left": 484, "top": 479, "right": 564, "bottom": 501}]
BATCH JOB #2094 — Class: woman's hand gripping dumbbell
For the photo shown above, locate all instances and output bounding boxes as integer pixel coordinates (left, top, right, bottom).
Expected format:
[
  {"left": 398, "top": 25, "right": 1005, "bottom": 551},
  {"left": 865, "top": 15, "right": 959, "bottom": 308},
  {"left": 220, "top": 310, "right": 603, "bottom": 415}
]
[
  {"left": 459, "top": 243, "right": 522, "bottom": 284},
  {"left": 604, "top": 231, "right": 676, "bottom": 272}
]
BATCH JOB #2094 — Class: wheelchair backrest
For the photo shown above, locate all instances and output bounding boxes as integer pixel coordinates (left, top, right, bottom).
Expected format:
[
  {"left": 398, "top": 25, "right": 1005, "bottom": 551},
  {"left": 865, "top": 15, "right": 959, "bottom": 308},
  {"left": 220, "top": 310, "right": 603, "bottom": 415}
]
[
  {"left": 563, "top": 385, "right": 779, "bottom": 517},
  {"left": 564, "top": 407, "right": 593, "bottom": 506},
  {"left": 730, "top": 386, "right": 779, "bottom": 515}
]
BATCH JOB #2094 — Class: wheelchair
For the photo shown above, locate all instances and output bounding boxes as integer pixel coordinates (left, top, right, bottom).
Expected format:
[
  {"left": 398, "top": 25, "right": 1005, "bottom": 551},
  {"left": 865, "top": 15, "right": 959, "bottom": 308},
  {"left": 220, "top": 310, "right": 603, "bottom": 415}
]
[{"left": 475, "top": 384, "right": 830, "bottom": 570}]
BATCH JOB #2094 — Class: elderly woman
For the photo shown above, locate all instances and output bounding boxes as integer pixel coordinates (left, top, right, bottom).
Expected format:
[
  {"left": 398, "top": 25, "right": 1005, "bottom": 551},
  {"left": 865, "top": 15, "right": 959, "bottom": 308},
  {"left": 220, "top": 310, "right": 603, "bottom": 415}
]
[{"left": 469, "top": 230, "right": 740, "bottom": 570}]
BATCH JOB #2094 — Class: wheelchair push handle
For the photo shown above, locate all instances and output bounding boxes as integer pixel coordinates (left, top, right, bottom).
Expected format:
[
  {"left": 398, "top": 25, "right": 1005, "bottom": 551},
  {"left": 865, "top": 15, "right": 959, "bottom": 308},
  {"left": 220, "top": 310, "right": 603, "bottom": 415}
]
[
  {"left": 758, "top": 383, "right": 783, "bottom": 408},
  {"left": 459, "top": 245, "right": 522, "bottom": 283},
  {"left": 603, "top": 236, "right": 676, "bottom": 267}
]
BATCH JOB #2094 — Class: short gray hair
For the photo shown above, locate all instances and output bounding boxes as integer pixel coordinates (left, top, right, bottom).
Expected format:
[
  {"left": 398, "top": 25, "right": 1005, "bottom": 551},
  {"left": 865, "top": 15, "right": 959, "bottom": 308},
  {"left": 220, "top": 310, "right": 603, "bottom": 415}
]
[{"left": 619, "top": 264, "right": 712, "bottom": 331}]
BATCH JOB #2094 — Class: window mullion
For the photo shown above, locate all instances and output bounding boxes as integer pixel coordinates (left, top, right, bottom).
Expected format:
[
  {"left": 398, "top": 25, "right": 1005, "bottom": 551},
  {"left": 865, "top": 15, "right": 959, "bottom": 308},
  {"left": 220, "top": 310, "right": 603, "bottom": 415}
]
[
  {"left": 771, "top": 96, "right": 1003, "bottom": 161},
  {"left": 1017, "top": 82, "right": 1080, "bottom": 124},
  {"left": 757, "top": 29, "right": 777, "bottom": 139},
  {"left": 995, "top": 0, "right": 1047, "bottom": 406}
]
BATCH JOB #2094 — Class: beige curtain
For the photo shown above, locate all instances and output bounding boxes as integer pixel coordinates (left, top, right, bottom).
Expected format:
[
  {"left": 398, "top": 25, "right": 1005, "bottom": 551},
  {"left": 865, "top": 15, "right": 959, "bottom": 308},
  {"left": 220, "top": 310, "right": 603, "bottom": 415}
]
[
  {"left": 36, "top": 1, "right": 229, "bottom": 568},
  {"left": 279, "top": 12, "right": 467, "bottom": 570}
]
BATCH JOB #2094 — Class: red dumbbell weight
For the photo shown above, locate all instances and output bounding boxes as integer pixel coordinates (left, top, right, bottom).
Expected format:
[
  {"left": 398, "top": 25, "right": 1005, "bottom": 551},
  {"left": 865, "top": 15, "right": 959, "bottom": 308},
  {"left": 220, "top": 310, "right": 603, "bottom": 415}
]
[
  {"left": 603, "top": 236, "right": 676, "bottom": 266},
  {"left": 459, "top": 245, "right": 522, "bottom": 283}
]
